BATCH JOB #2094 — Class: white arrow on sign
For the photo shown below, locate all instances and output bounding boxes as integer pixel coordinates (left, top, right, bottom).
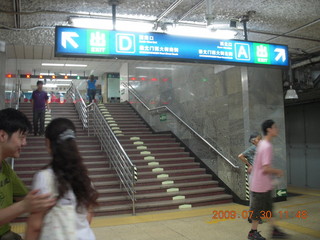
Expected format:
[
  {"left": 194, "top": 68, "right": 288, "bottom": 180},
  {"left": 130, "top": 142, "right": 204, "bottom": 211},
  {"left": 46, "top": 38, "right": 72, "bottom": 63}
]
[
  {"left": 274, "top": 48, "right": 286, "bottom": 62},
  {"left": 277, "top": 190, "right": 286, "bottom": 196},
  {"left": 61, "top": 32, "right": 79, "bottom": 49}
]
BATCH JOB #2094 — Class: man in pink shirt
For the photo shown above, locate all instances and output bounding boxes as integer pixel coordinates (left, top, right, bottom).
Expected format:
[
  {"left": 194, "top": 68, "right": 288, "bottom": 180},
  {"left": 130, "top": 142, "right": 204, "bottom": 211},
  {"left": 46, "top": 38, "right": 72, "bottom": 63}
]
[{"left": 248, "top": 120, "right": 289, "bottom": 240}]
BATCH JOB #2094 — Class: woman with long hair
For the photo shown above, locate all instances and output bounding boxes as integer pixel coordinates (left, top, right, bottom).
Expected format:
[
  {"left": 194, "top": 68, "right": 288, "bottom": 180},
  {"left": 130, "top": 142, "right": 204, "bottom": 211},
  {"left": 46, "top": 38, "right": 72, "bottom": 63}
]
[{"left": 25, "top": 118, "right": 98, "bottom": 240}]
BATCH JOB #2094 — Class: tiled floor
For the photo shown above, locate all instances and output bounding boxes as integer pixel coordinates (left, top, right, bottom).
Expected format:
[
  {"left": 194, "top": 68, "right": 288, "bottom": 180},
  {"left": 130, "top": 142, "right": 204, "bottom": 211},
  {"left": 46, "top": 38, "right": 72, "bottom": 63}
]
[{"left": 13, "top": 186, "right": 320, "bottom": 240}]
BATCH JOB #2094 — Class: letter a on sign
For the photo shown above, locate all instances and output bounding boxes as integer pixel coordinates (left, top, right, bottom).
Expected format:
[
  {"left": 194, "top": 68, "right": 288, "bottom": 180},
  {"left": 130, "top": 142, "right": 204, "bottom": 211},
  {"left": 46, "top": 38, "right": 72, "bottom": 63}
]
[
  {"left": 116, "top": 34, "right": 135, "bottom": 53},
  {"left": 235, "top": 43, "right": 250, "bottom": 61}
]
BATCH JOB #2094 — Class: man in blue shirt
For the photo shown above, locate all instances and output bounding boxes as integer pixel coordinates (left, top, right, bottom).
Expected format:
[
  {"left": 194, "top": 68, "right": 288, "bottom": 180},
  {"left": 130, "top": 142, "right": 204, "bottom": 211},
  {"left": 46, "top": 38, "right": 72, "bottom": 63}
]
[
  {"left": 31, "top": 81, "right": 49, "bottom": 136},
  {"left": 87, "top": 75, "right": 97, "bottom": 103}
]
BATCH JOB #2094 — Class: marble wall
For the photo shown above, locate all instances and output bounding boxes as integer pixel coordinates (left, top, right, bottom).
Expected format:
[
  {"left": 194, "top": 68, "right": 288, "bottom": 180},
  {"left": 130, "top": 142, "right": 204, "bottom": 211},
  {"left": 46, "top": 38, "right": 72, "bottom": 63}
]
[
  {"left": 127, "top": 62, "right": 286, "bottom": 200},
  {"left": 247, "top": 67, "right": 287, "bottom": 192}
]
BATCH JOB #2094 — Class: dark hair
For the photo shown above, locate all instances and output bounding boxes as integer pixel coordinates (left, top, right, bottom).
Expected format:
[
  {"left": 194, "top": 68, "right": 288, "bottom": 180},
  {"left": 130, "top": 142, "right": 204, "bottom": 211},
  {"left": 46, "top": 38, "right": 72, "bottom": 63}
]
[
  {"left": 89, "top": 75, "right": 95, "bottom": 81},
  {"left": 45, "top": 118, "right": 98, "bottom": 211},
  {"left": 261, "top": 119, "right": 275, "bottom": 136},
  {"left": 0, "top": 108, "right": 31, "bottom": 137},
  {"left": 36, "top": 80, "right": 44, "bottom": 85},
  {"left": 248, "top": 132, "right": 261, "bottom": 143}
]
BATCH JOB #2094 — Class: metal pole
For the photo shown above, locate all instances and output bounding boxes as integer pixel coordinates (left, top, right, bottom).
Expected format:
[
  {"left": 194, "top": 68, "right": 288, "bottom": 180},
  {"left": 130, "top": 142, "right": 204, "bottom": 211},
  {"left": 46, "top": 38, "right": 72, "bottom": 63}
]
[
  {"left": 132, "top": 165, "right": 136, "bottom": 215},
  {"left": 112, "top": 4, "right": 116, "bottom": 30},
  {"left": 243, "top": 20, "right": 248, "bottom": 41}
]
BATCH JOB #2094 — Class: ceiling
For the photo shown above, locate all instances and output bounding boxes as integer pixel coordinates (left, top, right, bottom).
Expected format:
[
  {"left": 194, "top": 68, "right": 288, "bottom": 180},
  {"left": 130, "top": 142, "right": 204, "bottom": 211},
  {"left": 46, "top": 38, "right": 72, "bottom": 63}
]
[{"left": 1, "top": 0, "right": 320, "bottom": 102}]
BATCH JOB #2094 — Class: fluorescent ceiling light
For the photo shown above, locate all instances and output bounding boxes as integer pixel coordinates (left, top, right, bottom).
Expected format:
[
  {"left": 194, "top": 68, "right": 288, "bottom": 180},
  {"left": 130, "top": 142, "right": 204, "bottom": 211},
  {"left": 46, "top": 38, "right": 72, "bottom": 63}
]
[
  {"left": 44, "top": 84, "right": 57, "bottom": 88},
  {"left": 135, "top": 67, "right": 174, "bottom": 70},
  {"left": 135, "top": 67, "right": 153, "bottom": 70},
  {"left": 70, "top": 17, "right": 113, "bottom": 29},
  {"left": 40, "top": 73, "right": 55, "bottom": 75},
  {"left": 59, "top": 73, "right": 78, "bottom": 76},
  {"left": 70, "top": 17, "right": 153, "bottom": 32},
  {"left": 167, "top": 26, "right": 237, "bottom": 39},
  {"left": 116, "top": 20, "right": 153, "bottom": 33},
  {"left": 212, "top": 30, "right": 238, "bottom": 39},
  {"left": 42, "top": 63, "right": 64, "bottom": 67},
  {"left": 55, "top": 79, "right": 73, "bottom": 82},
  {"left": 65, "top": 64, "right": 87, "bottom": 67}
]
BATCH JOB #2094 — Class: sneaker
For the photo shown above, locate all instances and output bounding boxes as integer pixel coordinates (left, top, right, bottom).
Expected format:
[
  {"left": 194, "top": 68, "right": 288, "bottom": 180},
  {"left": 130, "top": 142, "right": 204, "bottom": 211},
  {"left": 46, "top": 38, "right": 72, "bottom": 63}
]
[
  {"left": 272, "top": 228, "right": 289, "bottom": 239},
  {"left": 248, "top": 231, "right": 266, "bottom": 240}
]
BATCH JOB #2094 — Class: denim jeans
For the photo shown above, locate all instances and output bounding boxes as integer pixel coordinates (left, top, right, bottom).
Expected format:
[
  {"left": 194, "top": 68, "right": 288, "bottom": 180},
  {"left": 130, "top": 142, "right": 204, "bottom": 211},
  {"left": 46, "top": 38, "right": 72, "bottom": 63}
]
[
  {"left": 87, "top": 89, "right": 96, "bottom": 103},
  {"left": 33, "top": 109, "right": 45, "bottom": 135}
]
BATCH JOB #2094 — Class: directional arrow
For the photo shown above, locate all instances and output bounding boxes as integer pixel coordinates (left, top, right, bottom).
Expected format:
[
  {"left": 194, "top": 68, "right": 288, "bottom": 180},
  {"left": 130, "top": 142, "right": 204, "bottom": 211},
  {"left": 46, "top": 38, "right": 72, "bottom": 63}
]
[
  {"left": 61, "top": 32, "right": 79, "bottom": 49},
  {"left": 276, "top": 189, "right": 287, "bottom": 197},
  {"left": 274, "top": 48, "right": 286, "bottom": 62}
]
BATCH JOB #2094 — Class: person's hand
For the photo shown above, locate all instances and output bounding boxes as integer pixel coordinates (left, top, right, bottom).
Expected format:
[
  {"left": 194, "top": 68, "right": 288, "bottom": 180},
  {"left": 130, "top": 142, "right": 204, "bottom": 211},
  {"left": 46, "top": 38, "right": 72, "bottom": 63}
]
[
  {"left": 276, "top": 169, "right": 284, "bottom": 177},
  {"left": 247, "top": 165, "right": 253, "bottom": 174},
  {"left": 22, "top": 190, "right": 56, "bottom": 213}
]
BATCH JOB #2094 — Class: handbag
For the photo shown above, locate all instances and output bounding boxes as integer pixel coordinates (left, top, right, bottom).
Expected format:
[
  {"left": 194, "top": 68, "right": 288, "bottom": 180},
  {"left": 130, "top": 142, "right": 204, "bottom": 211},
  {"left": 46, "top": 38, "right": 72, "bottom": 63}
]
[{"left": 38, "top": 169, "right": 77, "bottom": 240}]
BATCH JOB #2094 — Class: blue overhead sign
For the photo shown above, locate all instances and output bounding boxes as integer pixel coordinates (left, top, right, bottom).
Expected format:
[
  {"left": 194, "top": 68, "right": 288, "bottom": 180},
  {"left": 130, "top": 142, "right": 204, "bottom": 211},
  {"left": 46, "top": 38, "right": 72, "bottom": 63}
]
[{"left": 55, "top": 26, "right": 289, "bottom": 67}]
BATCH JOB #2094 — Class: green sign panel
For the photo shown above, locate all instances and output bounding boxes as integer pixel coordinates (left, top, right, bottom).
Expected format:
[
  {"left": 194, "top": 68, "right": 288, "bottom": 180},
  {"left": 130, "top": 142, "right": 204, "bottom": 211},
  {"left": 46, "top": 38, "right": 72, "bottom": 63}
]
[
  {"left": 276, "top": 189, "right": 287, "bottom": 197},
  {"left": 160, "top": 113, "right": 167, "bottom": 121},
  {"left": 253, "top": 43, "right": 271, "bottom": 64},
  {"left": 86, "top": 30, "right": 110, "bottom": 55}
]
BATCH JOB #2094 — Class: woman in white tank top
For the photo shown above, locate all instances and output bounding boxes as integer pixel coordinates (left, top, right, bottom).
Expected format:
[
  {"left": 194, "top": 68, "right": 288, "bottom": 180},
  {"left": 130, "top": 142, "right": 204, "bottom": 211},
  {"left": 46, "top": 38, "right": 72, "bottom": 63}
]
[{"left": 25, "top": 118, "right": 98, "bottom": 240}]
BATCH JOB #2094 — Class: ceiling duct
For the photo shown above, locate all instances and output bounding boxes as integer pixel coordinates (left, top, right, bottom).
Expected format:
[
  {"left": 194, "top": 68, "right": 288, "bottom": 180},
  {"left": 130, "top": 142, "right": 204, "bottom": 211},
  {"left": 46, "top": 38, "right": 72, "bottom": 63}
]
[{"left": 292, "top": 56, "right": 320, "bottom": 69}]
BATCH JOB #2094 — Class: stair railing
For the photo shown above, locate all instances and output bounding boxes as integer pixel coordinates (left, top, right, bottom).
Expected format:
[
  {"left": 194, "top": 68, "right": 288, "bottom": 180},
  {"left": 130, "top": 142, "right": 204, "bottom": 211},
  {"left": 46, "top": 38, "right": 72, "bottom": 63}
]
[
  {"left": 66, "top": 83, "right": 137, "bottom": 215},
  {"left": 123, "top": 82, "right": 239, "bottom": 169},
  {"left": 66, "top": 82, "right": 91, "bottom": 132},
  {"left": 91, "top": 103, "right": 137, "bottom": 215}
]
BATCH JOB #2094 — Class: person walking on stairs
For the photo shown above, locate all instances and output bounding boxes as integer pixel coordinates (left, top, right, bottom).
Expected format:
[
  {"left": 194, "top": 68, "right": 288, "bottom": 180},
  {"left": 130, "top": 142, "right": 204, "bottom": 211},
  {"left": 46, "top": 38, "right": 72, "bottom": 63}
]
[
  {"left": 31, "top": 81, "right": 50, "bottom": 136},
  {"left": 87, "top": 75, "right": 97, "bottom": 104}
]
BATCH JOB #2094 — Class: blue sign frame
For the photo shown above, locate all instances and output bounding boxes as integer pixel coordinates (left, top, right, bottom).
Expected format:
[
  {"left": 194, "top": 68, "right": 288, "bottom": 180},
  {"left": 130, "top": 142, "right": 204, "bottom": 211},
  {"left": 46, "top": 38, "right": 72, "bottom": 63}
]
[{"left": 55, "top": 26, "right": 289, "bottom": 67}]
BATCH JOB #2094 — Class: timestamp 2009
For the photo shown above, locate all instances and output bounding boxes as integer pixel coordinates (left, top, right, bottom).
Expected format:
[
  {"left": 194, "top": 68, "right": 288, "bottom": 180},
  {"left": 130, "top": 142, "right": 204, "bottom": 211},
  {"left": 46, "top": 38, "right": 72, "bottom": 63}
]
[{"left": 212, "top": 210, "right": 308, "bottom": 220}]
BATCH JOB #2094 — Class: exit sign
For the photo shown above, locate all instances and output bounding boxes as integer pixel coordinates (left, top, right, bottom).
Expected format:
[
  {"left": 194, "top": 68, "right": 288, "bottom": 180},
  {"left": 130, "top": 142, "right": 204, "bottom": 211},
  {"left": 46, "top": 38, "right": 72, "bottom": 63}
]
[{"left": 55, "top": 26, "right": 289, "bottom": 67}]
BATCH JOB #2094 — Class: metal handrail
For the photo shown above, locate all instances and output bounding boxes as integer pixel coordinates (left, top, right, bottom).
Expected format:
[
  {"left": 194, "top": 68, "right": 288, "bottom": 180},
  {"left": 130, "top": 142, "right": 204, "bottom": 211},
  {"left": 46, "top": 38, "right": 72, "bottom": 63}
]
[
  {"left": 123, "top": 82, "right": 239, "bottom": 169},
  {"left": 66, "top": 83, "right": 91, "bottom": 131},
  {"left": 66, "top": 83, "right": 137, "bottom": 214},
  {"left": 91, "top": 104, "right": 136, "bottom": 214}
]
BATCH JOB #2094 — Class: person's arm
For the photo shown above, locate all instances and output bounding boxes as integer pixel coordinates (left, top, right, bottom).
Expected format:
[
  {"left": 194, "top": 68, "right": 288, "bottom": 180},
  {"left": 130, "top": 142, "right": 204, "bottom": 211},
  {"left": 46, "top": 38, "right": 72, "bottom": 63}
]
[
  {"left": 31, "top": 92, "right": 34, "bottom": 107},
  {"left": 238, "top": 153, "right": 251, "bottom": 167},
  {"left": 25, "top": 211, "right": 46, "bottom": 240},
  {"left": 87, "top": 208, "right": 94, "bottom": 224},
  {"left": 262, "top": 164, "right": 283, "bottom": 177},
  {"left": 0, "top": 190, "right": 55, "bottom": 226}
]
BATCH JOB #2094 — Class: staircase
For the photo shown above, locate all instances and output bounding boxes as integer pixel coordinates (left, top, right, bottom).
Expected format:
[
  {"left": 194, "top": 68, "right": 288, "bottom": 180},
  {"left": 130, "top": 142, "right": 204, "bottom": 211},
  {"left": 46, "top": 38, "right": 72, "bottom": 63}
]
[
  {"left": 16, "top": 103, "right": 127, "bottom": 216},
  {"left": 16, "top": 102, "right": 232, "bottom": 216},
  {"left": 97, "top": 102, "right": 233, "bottom": 214}
]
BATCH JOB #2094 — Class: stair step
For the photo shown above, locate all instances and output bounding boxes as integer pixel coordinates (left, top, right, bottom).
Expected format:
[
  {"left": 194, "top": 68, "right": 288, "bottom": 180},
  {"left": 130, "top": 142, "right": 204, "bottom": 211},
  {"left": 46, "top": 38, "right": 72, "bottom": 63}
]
[
  {"left": 125, "top": 147, "right": 185, "bottom": 154},
  {"left": 98, "top": 187, "right": 226, "bottom": 204}
]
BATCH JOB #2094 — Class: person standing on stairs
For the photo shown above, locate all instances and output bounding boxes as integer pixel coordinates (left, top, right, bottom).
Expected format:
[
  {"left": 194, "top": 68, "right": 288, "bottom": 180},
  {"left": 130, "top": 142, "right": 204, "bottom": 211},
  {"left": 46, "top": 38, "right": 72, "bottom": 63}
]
[
  {"left": 0, "top": 108, "right": 56, "bottom": 240},
  {"left": 238, "top": 132, "right": 262, "bottom": 224},
  {"left": 31, "top": 81, "right": 50, "bottom": 136},
  {"left": 87, "top": 75, "right": 96, "bottom": 104},
  {"left": 25, "top": 118, "right": 98, "bottom": 240}
]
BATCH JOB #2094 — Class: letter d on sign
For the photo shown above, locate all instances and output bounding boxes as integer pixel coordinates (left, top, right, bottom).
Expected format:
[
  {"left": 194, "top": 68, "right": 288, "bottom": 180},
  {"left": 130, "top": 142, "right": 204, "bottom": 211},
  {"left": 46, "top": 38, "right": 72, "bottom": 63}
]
[{"left": 116, "top": 33, "right": 135, "bottom": 53}]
